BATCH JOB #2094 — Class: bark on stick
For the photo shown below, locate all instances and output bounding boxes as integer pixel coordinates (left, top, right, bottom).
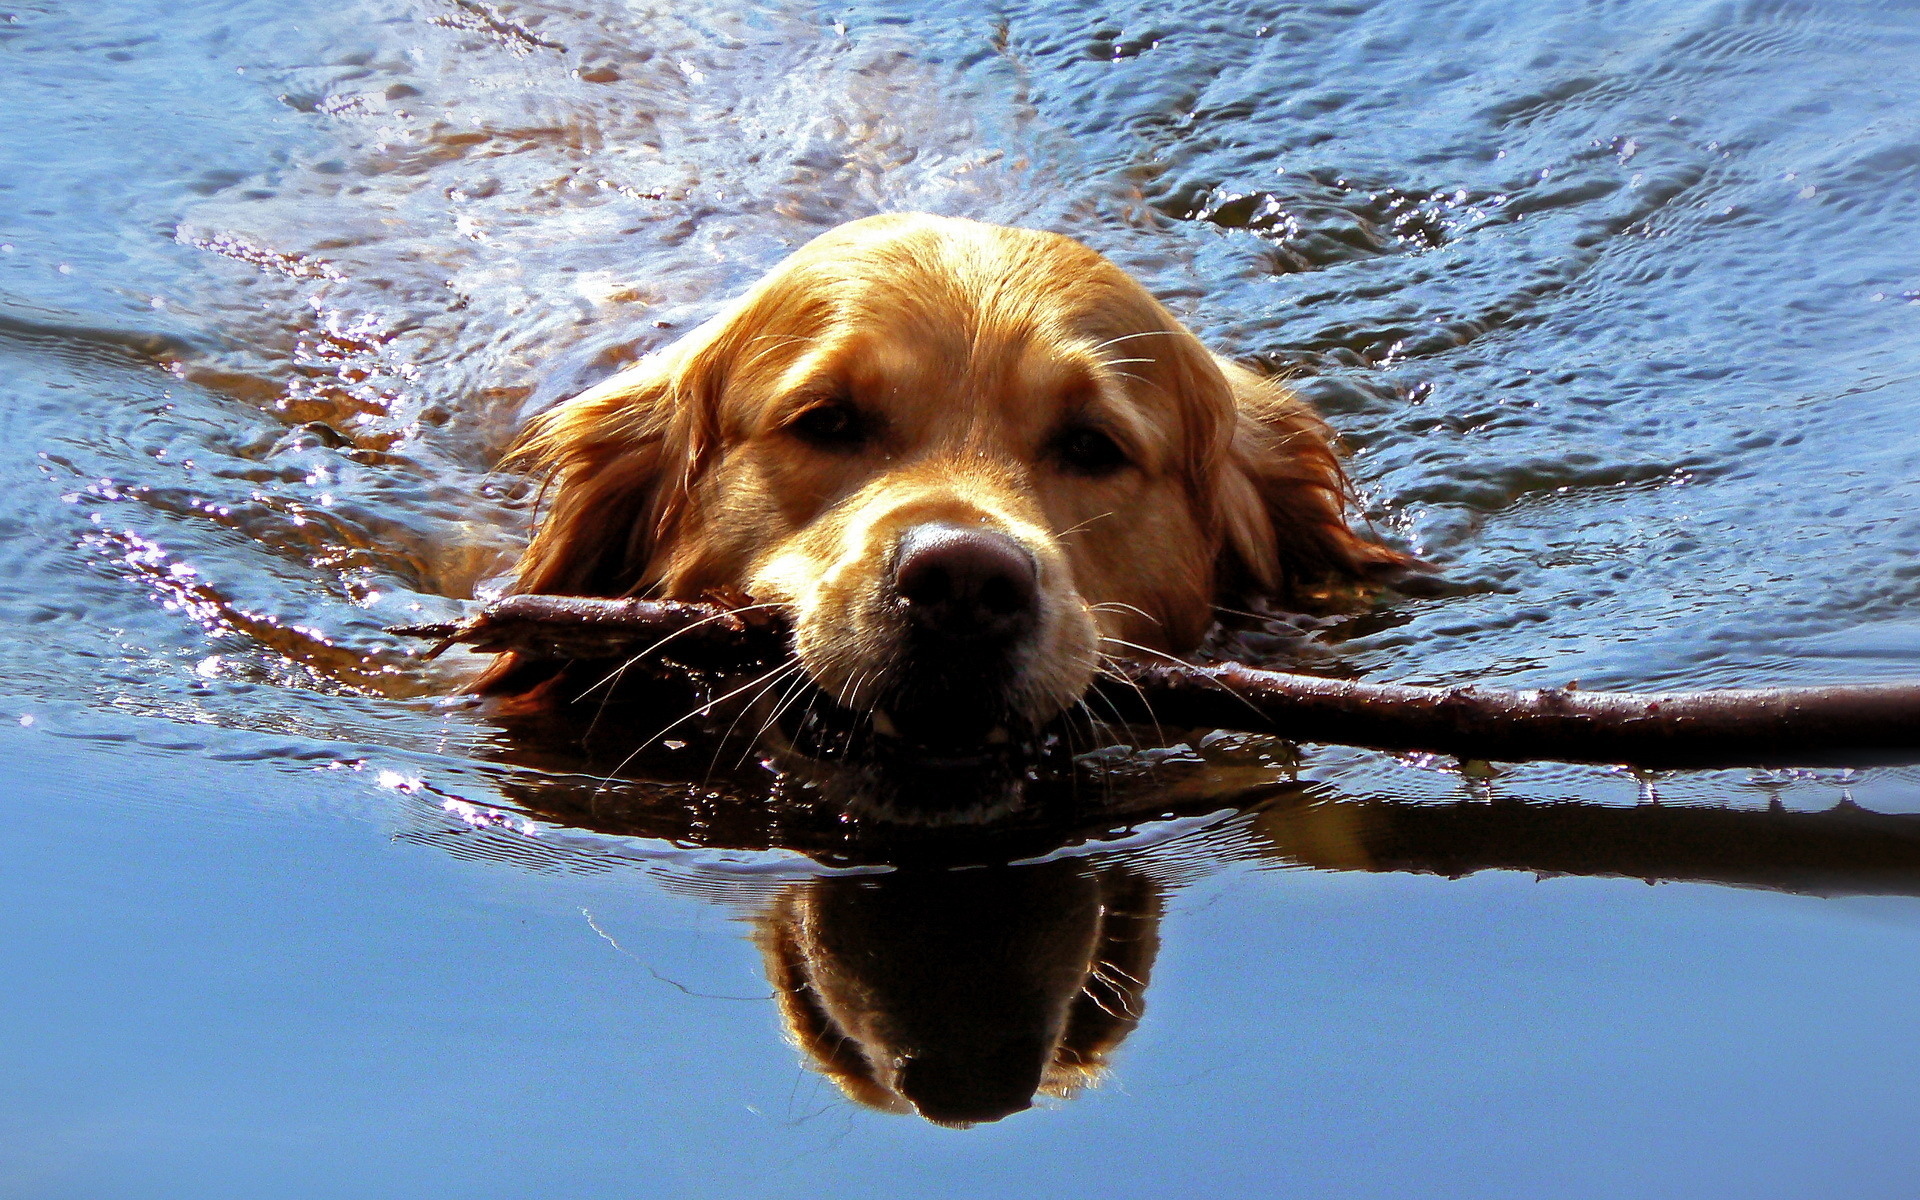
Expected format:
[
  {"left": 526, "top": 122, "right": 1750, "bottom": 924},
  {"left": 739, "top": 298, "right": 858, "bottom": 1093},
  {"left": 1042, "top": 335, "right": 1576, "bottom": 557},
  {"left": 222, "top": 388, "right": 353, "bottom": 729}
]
[
  {"left": 393, "top": 593, "right": 787, "bottom": 669},
  {"left": 1103, "top": 661, "right": 1920, "bottom": 769},
  {"left": 392, "top": 595, "right": 1920, "bottom": 768}
]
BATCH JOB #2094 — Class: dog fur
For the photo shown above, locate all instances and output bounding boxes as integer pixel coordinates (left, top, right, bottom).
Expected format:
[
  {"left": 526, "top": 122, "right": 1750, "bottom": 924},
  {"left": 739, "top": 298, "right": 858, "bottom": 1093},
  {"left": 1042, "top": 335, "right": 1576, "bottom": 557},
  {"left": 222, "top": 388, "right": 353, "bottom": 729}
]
[{"left": 482, "top": 213, "right": 1402, "bottom": 749}]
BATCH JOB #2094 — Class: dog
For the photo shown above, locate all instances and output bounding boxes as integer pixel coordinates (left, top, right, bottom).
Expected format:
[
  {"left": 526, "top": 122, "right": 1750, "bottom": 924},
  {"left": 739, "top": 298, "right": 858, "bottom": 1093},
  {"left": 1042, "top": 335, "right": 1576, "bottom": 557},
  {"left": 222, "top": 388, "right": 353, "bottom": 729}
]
[{"left": 481, "top": 213, "right": 1403, "bottom": 783}]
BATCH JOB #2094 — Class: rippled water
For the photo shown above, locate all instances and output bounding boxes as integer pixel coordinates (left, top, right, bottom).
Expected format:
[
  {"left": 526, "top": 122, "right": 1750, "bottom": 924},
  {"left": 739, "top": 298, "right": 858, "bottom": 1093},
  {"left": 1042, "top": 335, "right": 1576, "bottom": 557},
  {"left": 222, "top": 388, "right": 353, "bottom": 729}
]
[{"left": 4, "top": 0, "right": 1920, "bottom": 1193}]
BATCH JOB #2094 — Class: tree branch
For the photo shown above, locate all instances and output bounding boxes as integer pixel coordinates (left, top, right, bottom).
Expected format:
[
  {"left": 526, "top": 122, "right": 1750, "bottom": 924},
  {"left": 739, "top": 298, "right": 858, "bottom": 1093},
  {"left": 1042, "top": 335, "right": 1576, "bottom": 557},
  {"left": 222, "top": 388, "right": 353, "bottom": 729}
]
[{"left": 392, "top": 595, "right": 1920, "bottom": 768}]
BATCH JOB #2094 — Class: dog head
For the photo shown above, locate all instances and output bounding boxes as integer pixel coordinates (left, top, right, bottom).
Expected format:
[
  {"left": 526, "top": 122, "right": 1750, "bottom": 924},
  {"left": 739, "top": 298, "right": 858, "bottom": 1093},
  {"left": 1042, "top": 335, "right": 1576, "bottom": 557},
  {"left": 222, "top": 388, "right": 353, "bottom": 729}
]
[{"left": 489, "top": 214, "right": 1400, "bottom": 754}]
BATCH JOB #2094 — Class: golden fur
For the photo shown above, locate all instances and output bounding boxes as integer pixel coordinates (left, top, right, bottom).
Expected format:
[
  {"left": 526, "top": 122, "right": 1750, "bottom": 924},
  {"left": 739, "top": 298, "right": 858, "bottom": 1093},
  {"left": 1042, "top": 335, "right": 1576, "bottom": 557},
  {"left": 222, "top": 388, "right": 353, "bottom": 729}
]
[{"left": 482, "top": 213, "right": 1401, "bottom": 728}]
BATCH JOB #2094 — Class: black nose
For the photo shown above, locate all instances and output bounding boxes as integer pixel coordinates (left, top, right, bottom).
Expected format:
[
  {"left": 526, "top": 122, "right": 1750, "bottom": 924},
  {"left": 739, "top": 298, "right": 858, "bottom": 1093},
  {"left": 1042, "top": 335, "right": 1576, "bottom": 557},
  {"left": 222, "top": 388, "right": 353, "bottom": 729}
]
[
  {"left": 896, "top": 1049, "right": 1043, "bottom": 1126},
  {"left": 892, "top": 524, "right": 1039, "bottom": 643}
]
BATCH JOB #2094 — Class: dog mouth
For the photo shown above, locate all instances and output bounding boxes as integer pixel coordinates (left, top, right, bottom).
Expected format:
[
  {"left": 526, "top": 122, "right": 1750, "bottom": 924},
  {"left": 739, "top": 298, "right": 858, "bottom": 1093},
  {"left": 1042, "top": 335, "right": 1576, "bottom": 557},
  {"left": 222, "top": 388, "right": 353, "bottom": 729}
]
[
  {"left": 779, "top": 682, "right": 1047, "bottom": 771},
  {"left": 867, "top": 707, "right": 1034, "bottom": 768},
  {"left": 776, "top": 608, "right": 1066, "bottom": 769},
  {"left": 773, "top": 682, "right": 1062, "bottom": 825}
]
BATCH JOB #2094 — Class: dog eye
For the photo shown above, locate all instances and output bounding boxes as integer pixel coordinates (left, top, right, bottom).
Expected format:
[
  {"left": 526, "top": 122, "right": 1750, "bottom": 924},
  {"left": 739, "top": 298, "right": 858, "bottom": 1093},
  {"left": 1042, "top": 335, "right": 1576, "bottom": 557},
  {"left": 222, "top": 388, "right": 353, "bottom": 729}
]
[
  {"left": 1054, "top": 425, "right": 1130, "bottom": 476},
  {"left": 787, "top": 399, "right": 872, "bottom": 450}
]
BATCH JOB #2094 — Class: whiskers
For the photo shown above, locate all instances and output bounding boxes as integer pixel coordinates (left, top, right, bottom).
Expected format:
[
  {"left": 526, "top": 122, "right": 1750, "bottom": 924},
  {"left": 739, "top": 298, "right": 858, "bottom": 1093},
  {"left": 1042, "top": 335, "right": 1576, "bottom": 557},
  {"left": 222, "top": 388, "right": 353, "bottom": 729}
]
[
  {"left": 1209, "top": 601, "right": 1275, "bottom": 623},
  {"left": 1097, "top": 633, "right": 1262, "bottom": 721},
  {"left": 1088, "top": 600, "right": 1162, "bottom": 627},
  {"left": 1088, "top": 648, "right": 1166, "bottom": 749},
  {"left": 1087, "top": 329, "right": 1181, "bottom": 355},
  {"left": 1088, "top": 329, "right": 1183, "bottom": 388},
  {"left": 1080, "top": 958, "right": 1147, "bottom": 1021},
  {"left": 1055, "top": 511, "right": 1115, "bottom": 542},
  {"left": 569, "top": 600, "right": 790, "bottom": 746},
  {"left": 708, "top": 655, "right": 817, "bottom": 779},
  {"left": 590, "top": 652, "right": 804, "bottom": 800},
  {"left": 1068, "top": 676, "right": 1128, "bottom": 749},
  {"left": 571, "top": 601, "right": 789, "bottom": 705}
]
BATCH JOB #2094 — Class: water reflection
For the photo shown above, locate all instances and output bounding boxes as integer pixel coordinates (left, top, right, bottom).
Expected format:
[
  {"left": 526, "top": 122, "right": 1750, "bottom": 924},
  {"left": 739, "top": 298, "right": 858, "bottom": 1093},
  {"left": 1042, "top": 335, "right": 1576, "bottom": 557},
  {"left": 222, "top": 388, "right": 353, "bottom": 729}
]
[
  {"left": 758, "top": 864, "right": 1160, "bottom": 1126},
  {"left": 7, "top": 0, "right": 1920, "bottom": 1183},
  {"left": 433, "top": 741, "right": 1920, "bottom": 1126}
]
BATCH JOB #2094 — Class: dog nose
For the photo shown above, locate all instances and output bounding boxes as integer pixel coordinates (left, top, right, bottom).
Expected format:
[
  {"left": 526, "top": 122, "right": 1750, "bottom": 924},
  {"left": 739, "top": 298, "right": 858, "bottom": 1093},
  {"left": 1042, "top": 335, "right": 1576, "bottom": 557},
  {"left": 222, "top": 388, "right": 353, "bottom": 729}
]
[{"left": 893, "top": 523, "right": 1039, "bottom": 642}]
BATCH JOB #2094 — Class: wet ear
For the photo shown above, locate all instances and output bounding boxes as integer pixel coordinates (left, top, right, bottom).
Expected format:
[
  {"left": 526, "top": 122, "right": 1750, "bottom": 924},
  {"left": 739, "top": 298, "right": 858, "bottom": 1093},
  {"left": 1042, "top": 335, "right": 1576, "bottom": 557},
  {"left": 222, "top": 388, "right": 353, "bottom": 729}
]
[
  {"left": 503, "top": 335, "right": 723, "bottom": 599},
  {"left": 470, "top": 334, "right": 723, "bottom": 696},
  {"left": 1213, "top": 362, "right": 1410, "bottom": 605}
]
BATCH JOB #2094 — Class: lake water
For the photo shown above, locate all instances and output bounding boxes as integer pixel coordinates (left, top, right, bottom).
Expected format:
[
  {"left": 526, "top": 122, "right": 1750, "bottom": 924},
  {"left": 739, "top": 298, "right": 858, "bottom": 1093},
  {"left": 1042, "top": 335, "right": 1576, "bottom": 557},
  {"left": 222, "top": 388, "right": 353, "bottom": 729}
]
[{"left": 3, "top": 0, "right": 1920, "bottom": 1195}]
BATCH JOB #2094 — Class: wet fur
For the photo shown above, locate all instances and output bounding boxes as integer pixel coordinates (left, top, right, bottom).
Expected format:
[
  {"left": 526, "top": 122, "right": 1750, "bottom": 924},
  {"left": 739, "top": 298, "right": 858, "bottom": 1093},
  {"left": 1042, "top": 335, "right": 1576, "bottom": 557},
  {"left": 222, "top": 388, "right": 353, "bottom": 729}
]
[{"left": 481, "top": 213, "right": 1402, "bottom": 727}]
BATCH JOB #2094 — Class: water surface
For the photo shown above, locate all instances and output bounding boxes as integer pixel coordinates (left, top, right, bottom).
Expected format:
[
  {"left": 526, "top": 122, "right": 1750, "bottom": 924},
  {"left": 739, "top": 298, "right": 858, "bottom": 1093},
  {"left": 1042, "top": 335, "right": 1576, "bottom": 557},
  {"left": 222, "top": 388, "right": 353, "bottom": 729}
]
[{"left": 3, "top": 0, "right": 1920, "bottom": 1194}]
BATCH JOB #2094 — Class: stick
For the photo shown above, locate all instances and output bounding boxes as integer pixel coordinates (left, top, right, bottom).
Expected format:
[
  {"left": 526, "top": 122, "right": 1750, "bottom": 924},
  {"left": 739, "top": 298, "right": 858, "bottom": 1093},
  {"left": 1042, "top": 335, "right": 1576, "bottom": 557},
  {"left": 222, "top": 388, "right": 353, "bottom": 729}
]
[
  {"left": 391, "top": 595, "right": 1920, "bottom": 768},
  {"left": 391, "top": 593, "right": 786, "bottom": 669},
  {"left": 1104, "top": 662, "right": 1920, "bottom": 769}
]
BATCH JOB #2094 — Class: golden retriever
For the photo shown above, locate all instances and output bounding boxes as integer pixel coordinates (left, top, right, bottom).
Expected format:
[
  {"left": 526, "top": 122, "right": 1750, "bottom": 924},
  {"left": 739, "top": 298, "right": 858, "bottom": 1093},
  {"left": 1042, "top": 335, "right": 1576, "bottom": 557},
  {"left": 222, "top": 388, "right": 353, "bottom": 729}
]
[{"left": 482, "top": 213, "right": 1402, "bottom": 770}]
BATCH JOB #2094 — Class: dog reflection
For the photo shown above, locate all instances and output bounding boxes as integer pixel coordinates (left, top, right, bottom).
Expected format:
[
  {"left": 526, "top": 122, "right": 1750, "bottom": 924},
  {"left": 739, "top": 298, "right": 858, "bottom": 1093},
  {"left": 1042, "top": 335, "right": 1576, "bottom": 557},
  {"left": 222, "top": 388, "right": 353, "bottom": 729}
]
[{"left": 756, "top": 863, "right": 1160, "bottom": 1126}]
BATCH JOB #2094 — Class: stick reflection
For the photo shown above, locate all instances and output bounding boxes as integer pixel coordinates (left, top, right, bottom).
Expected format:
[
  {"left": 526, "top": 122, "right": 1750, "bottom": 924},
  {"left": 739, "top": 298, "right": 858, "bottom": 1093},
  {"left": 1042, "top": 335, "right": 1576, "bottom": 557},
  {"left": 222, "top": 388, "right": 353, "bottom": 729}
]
[{"left": 460, "top": 734, "right": 1920, "bottom": 1126}]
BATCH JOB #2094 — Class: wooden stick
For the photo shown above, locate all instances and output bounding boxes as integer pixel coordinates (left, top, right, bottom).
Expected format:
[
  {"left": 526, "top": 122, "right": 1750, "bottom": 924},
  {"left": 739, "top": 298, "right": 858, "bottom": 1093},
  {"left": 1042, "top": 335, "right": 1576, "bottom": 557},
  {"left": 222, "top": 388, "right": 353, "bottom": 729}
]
[
  {"left": 391, "top": 595, "right": 1920, "bottom": 768},
  {"left": 392, "top": 593, "right": 786, "bottom": 668},
  {"left": 1103, "top": 662, "right": 1920, "bottom": 769}
]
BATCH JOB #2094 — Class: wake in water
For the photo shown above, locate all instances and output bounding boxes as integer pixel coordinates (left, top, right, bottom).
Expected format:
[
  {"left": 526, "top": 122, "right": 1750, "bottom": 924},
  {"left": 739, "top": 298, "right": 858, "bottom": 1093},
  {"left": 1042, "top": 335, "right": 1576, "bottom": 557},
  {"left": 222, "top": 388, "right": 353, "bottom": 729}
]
[{"left": 0, "top": 0, "right": 1914, "bottom": 808}]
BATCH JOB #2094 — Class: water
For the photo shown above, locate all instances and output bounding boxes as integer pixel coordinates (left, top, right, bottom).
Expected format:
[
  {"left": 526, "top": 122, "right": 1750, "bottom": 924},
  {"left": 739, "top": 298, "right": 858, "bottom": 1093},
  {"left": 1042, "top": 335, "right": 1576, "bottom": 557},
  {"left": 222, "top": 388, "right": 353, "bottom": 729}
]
[{"left": 3, "top": 0, "right": 1920, "bottom": 1194}]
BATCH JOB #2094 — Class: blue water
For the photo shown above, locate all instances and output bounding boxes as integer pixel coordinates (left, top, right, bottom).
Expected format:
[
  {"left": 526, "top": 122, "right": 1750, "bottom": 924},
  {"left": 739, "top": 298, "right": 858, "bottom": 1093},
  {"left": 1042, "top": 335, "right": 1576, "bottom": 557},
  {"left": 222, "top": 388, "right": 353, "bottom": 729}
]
[{"left": 3, "top": 0, "right": 1920, "bottom": 1194}]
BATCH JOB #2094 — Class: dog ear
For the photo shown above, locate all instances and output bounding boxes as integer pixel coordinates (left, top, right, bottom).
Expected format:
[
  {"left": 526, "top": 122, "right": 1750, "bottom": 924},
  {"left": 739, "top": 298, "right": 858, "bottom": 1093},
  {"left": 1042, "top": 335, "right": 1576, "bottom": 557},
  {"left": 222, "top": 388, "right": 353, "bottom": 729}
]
[
  {"left": 470, "top": 331, "right": 724, "bottom": 695},
  {"left": 503, "top": 352, "right": 708, "bottom": 599},
  {"left": 1212, "top": 361, "right": 1411, "bottom": 606}
]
